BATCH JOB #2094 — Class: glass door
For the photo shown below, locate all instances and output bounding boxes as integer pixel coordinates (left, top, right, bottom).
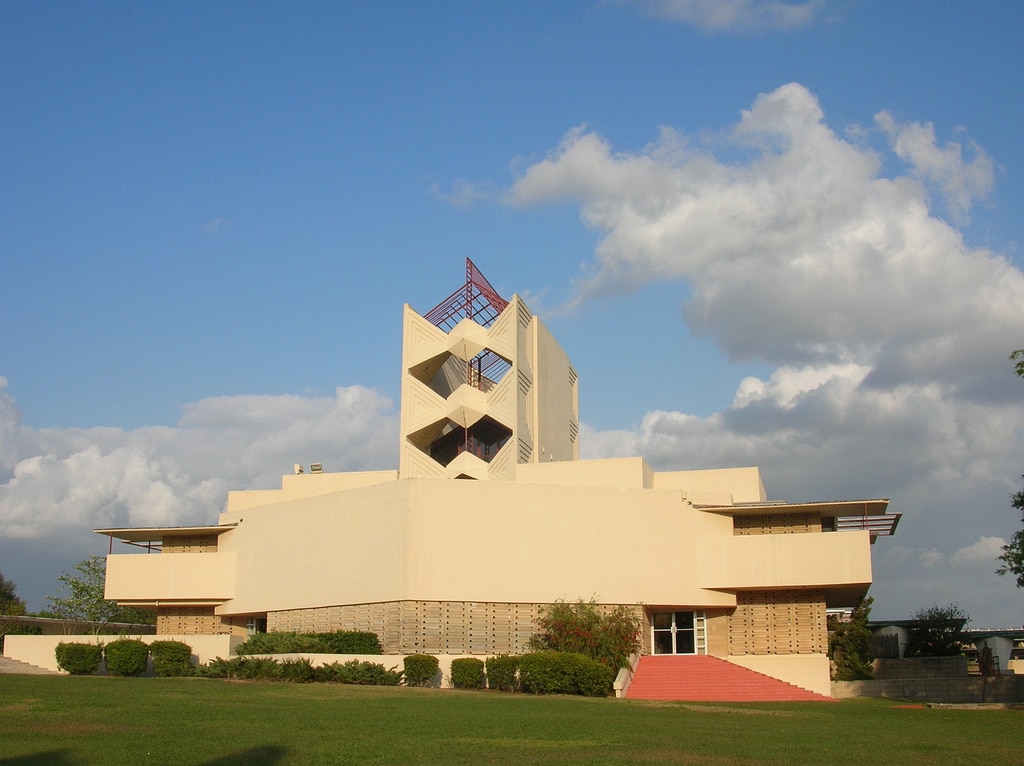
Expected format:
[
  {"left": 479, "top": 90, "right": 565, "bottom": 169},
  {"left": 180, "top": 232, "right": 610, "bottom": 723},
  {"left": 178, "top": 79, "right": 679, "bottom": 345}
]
[{"left": 652, "top": 611, "right": 696, "bottom": 655}]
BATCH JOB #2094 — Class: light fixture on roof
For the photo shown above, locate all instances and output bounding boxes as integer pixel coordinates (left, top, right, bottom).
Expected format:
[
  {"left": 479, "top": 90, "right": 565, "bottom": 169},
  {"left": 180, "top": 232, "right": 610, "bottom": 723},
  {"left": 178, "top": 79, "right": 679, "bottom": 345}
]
[
  {"left": 310, "top": 463, "right": 324, "bottom": 474},
  {"left": 294, "top": 464, "right": 304, "bottom": 475}
]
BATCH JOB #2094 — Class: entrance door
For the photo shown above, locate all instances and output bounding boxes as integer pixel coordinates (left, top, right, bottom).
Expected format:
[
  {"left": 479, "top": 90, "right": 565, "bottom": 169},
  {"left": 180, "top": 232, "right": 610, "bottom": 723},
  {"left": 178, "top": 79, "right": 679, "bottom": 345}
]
[{"left": 652, "top": 611, "right": 697, "bottom": 655}]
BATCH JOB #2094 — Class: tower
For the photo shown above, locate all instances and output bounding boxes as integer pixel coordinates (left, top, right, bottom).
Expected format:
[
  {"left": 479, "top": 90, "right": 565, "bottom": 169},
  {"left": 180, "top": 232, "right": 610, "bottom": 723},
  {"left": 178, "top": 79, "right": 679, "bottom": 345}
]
[{"left": 399, "top": 259, "right": 579, "bottom": 480}]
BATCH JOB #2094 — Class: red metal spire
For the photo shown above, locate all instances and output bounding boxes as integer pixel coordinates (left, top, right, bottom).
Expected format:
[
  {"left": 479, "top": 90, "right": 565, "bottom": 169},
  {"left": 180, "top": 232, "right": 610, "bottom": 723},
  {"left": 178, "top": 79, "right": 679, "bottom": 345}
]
[{"left": 423, "top": 258, "right": 509, "bottom": 331}]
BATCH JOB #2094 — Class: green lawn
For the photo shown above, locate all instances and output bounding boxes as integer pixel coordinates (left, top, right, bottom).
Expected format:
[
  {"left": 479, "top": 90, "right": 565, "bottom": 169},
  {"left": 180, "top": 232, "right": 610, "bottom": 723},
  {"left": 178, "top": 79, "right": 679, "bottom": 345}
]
[{"left": 1, "top": 676, "right": 1021, "bottom": 765}]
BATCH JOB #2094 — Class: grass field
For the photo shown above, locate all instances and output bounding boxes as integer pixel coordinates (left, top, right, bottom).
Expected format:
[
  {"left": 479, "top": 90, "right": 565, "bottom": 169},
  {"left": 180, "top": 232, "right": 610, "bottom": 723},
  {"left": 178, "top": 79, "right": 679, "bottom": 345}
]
[{"left": 1, "top": 676, "right": 1022, "bottom": 765}]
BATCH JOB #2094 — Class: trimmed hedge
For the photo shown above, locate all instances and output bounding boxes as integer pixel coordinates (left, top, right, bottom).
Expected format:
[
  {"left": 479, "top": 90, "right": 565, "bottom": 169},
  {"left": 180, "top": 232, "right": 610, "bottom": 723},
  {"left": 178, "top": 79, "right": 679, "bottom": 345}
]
[
  {"left": 450, "top": 657, "right": 485, "bottom": 689},
  {"left": 235, "top": 630, "right": 382, "bottom": 656},
  {"left": 149, "top": 640, "right": 194, "bottom": 677},
  {"left": 55, "top": 642, "right": 103, "bottom": 675},
  {"left": 518, "top": 651, "right": 612, "bottom": 697},
  {"left": 485, "top": 654, "right": 520, "bottom": 692},
  {"left": 104, "top": 639, "right": 149, "bottom": 676},
  {"left": 317, "top": 631, "right": 382, "bottom": 655},
  {"left": 235, "top": 632, "right": 324, "bottom": 656},
  {"left": 403, "top": 654, "right": 439, "bottom": 687}
]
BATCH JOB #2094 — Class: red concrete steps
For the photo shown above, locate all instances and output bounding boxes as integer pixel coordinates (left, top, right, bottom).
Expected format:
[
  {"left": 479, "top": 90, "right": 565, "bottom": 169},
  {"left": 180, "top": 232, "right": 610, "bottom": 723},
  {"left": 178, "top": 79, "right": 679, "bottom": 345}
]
[{"left": 624, "top": 655, "right": 831, "bottom": 702}]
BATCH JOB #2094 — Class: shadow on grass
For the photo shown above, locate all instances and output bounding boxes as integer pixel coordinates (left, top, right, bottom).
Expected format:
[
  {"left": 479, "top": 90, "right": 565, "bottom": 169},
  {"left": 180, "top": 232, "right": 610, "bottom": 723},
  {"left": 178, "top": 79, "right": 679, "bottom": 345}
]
[
  {"left": 1, "top": 751, "right": 77, "bottom": 766},
  {"left": 201, "top": 745, "right": 289, "bottom": 765}
]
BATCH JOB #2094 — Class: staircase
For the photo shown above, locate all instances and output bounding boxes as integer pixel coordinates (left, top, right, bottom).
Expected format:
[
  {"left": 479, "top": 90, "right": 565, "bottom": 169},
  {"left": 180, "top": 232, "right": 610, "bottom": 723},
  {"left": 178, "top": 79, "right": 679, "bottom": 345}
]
[
  {"left": 0, "top": 655, "right": 61, "bottom": 675},
  {"left": 625, "top": 655, "right": 831, "bottom": 702}
]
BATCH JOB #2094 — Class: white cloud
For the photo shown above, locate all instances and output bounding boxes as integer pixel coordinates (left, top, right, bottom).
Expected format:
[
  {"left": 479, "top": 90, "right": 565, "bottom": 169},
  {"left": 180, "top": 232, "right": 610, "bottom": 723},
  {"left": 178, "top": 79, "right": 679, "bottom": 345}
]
[
  {"left": 0, "top": 383, "right": 398, "bottom": 541},
  {"left": 508, "top": 84, "right": 1023, "bottom": 395},
  {"left": 619, "top": 0, "right": 823, "bottom": 33},
  {"left": 432, "top": 179, "right": 493, "bottom": 207},
  {"left": 876, "top": 111, "right": 995, "bottom": 223},
  {"left": 918, "top": 549, "right": 945, "bottom": 568},
  {"left": 952, "top": 536, "right": 1007, "bottom": 566},
  {"left": 522, "top": 83, "right": 1024, "bottom": 625}
]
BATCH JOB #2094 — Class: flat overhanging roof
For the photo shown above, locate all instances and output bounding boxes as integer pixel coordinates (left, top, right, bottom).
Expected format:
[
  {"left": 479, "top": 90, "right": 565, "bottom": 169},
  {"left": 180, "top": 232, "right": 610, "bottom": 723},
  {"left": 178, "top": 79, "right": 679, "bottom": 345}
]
[
  {"left": 94, "top": 524, "right": 237, "bottom": 544},
  {"left": 698, "top": 499, "right": 900, "bottom": 540},
  {"left": 698, "top": 499, "right": 891, "bottom": 517}
]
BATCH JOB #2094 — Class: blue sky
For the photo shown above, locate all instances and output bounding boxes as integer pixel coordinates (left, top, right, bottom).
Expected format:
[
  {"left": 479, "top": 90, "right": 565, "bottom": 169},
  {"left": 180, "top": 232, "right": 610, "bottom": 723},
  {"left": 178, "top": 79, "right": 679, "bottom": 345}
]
[{"left": 1, "top": 1, "right": 1023, "bottom": 627}]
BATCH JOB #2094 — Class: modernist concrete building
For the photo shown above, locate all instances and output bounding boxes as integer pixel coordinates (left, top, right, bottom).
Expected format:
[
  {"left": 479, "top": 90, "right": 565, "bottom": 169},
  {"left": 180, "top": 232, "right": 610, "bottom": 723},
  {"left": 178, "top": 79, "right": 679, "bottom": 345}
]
[{"left": 95, "top": 260, "right": 899, "bottom": 695}]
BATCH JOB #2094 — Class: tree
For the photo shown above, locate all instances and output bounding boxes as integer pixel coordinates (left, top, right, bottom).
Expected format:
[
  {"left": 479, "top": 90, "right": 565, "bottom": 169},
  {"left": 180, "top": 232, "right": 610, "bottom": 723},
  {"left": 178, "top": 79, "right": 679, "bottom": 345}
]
[
  {"left": 997, "top": 350, "right": 1024, "bottom": 585},
  {"left": 46, "top": 555, "right": 154, "bottom": 632},
  {"left": 527, "top": 598, "right": 642, "bottom": 673},
  {"left": 997, "top": 478, "right": 1024, "bottom": 586},
  {"left": 0, "top": 570, "right": 27, "bottom": 616},
  {"left": 828, "top": 597, "right": 874, "bottom": 680},
  {"left": 905, "top": 603, "right": 968, "bottom": 657}
]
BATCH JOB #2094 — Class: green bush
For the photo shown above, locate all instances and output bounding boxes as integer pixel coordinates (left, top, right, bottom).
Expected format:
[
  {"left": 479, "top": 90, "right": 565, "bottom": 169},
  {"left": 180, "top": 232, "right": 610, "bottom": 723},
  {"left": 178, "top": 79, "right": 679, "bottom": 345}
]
[
  {"left": 485, "top": 654, "right": 520, "bottom": 692},
  {"left": 828, "top": 598, "right": 874, "bottom": 680},
  {"left": 519, "top": 651, "right": 612, "bottom": 697},
  {"left": 194, "top": 656, "right": 238, "bottom": 679},
  {"left": 55, "top": 642, "right": 104, "bottom": 675},
  {"left": 148, "top": 640, "right": 194, "bottom": 677},
  {"left": 235, "top": 632, "right": 325, "bottom": 655},
  {"left": 278, "top": 657, "right": 315, "bottom": 683},
  {"left": 450, "top": 657, "right": 485, "bottom": 689},
  {"left": 528, "top": 599, "right": 641, "bottom": 674},
  {"left": 403, "top": 653, "right": 439, "bottom": 687},
  {"left": 237, "top": 656, "right": 282, "bottom": 681},
  {"left": 316, "top": 660, "right": 402, "bottom": 685},
  {"left": 104, "top": 639, "right": 150, "bottom": 676},
  {"left": 234, "top": 630, "right": 383, "bottom": 656},
  {"left": 317, "top": 631, "right": 382, "bottom": 654}
]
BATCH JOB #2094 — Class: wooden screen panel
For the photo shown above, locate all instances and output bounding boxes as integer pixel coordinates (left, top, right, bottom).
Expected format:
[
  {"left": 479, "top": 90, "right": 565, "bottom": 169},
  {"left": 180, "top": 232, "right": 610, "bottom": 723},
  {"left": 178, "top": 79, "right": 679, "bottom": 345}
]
[{"left": 727, "top": 589, "right": 827, "bottom": 655}]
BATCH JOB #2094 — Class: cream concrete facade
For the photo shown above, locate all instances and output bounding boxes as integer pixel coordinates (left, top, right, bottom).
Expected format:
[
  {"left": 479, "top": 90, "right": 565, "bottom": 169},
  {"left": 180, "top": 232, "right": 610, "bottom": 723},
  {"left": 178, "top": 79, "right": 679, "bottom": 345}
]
[{"left": 80, "top": 271, "right": 895, "bottom": 697}]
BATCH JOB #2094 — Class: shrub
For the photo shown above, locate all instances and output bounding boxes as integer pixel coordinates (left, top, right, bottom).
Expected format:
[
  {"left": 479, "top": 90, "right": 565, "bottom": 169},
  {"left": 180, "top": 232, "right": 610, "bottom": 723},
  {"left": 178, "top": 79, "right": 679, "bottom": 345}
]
[
  {"left": 403, "top": 653, "right": 439, "bottom": 687},
  {"left": 828, "top": 597, "right": 874, "bottom": 680},
  {"left": 519, "top": 651, "right": 612, "bottom": 697},
  {"left": 278, "top": 657, "right": 315, "bottom": 683},
  {"left": 149, "top": 640, "right": 194, "bottom": 677},
  {"left": 103, "top": 638, "right": 150, "bottom": 677},
  {"left": 195, "top": 656, "right": 239, "bottom": 678},
  {"left": 55, "top": 642, "right": 103, "bottom": 675},
  {"left": 485, "top": 654, "right": 520, "bottom": 692},
  {"left": 316, "top": 660, "right": 402, "bottom": 685},
  {"left": 236, "top": 656, "right": 282, "bottom": 681},
  {"left": 528, "top": 599, "right": 641, "bottom": 674},
  {"left": 317, "top": 631, "right": 382, "bottom": 655},
  {"left": 235, "top": 631, "right": 325, "bottom": 656},
  {"left": 450, "top": 657, "right": 485, "bottom": 689},
  {"left": 234, "top": 630, "right": 383, "bottom": 656}
]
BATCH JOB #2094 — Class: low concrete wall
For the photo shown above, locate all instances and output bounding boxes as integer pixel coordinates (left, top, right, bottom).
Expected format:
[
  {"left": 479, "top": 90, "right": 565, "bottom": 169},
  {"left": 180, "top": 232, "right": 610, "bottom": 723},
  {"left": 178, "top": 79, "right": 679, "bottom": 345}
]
[
  {"left": 3, "top": 634, "right": 242, "bottom": 672},
  {"left": 874, "top": 656, "right": 968, "bottom": 679},
  {"left": 728, "top": 653, "right": 831, "bottom": 697},
  {"left": 833, "top": 676, "right": 1024, "bottom": 703}
]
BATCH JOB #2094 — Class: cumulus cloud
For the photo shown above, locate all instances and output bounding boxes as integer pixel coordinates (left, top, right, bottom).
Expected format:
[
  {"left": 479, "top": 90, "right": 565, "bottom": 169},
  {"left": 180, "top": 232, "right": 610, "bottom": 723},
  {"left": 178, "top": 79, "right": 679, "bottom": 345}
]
[
  {"left": 0, "top": 381, "right": 398, "bottom": 542},
  {"left": 618, "top": 0, "right": 823, "bottom": 33},
  {"left": 508, "top": 84, "right": 1023, "bottom": 395},
  {"left": 876, "top": 111, "right": 995, "bottom": 223},
  {"left": 521, "top": 83, "right": 1024, "bottom": 624},
  {"left": 952, "top": 536, "right": 1007, "bottom": 566}
]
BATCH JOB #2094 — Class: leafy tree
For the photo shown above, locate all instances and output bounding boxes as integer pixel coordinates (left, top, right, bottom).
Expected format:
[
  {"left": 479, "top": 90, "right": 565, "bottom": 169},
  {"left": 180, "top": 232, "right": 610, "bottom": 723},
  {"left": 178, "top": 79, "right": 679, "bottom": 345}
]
[
  {"left": 528, "top": 598, "right": 641, "bottom": 673},
  {"left": 827, "top": 597, "right": 874, "bottom": 680},
  {"left": 997, "top": 351, "right": 1024, "bottom": 585},
  {"left": 997, "top": 478, "right": 1024, "bottom": 586},
  {"left": 0, "top": 570, "right": 27, "bottom": 616},
  {"left": 905, "top": 603, "right": 968, "bottom": 657},
  {"left": 47, "top": 555, "right": 154, "bottom": 632}
]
